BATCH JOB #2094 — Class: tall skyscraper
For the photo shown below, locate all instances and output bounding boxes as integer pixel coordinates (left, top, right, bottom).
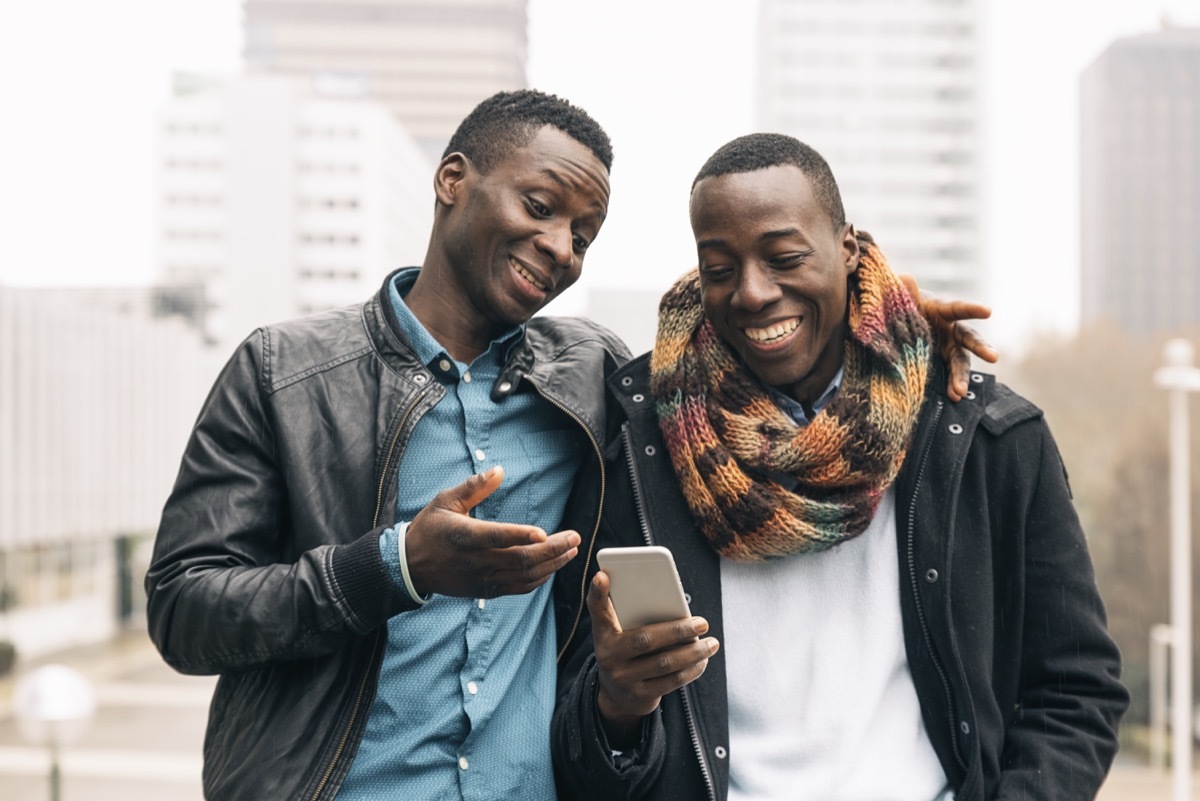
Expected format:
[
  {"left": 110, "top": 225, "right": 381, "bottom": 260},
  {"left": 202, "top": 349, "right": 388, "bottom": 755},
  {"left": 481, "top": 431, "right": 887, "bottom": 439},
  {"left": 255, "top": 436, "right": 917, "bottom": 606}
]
[
  {"left": 1081, "top": 26, "right": 1200, "bottom": 334},
  {"left": 757, "top": 0, "right": 984, "bottom": 300},
  {"left": 242, "top": 0, "right": 528, "bottom": 160},
  {"left": 157, "top": 74, "right": 433, "bottom": 354}
]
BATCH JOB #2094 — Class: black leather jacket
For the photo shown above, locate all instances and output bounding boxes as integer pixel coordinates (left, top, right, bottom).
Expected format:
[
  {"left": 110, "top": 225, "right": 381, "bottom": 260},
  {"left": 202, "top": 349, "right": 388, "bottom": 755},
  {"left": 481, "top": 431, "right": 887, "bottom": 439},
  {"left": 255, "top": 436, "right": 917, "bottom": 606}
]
[
  {"left": 146, "top": 269, "right": 630, "bottom": 800},
  {"left": 553, "top": 354, "right": 1128, "bottom": 801}
]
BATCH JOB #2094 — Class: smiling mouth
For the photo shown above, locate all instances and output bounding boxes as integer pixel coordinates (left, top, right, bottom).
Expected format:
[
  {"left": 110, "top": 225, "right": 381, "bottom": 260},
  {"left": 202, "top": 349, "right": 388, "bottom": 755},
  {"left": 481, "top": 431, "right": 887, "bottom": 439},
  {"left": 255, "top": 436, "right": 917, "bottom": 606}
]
[
  {"left": 744, "top": 318, "right": 800, "bottom": 343},
  {"left": 510, "top": 257, "right": 548, "bottom": 292}
]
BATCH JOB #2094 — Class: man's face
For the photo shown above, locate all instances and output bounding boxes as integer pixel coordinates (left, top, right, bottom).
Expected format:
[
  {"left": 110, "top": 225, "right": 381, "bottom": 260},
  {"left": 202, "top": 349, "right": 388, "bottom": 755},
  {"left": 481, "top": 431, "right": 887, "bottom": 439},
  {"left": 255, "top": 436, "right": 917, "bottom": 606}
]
[
  {"left": 691, "top": 165, "right": 858, "bottom": 405},
  {"left": 440, "top": 125, "right": 610, "bottom": 328}
]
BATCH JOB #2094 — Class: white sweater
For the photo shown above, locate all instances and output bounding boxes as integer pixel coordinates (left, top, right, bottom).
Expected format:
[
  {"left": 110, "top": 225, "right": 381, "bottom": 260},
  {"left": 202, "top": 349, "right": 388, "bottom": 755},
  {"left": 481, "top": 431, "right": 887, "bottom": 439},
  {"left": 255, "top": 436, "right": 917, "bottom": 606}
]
[{"left": 721, "top": 488, "right": 953, "bottom": 801}]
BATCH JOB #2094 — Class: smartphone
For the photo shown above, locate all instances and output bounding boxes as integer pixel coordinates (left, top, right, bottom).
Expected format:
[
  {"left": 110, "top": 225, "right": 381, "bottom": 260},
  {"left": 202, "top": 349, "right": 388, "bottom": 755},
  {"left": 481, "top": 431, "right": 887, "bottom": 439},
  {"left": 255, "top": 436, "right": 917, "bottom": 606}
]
[{"left": 596, "top": 546, "right": 692, "bottom": 630}]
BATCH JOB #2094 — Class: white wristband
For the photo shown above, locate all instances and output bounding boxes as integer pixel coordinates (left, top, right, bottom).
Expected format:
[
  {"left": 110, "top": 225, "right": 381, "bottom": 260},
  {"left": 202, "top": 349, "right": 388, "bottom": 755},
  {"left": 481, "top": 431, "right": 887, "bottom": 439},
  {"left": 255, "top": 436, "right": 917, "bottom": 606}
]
[{"left": 396, "top": 521, "right": 431, "bottom": 606}]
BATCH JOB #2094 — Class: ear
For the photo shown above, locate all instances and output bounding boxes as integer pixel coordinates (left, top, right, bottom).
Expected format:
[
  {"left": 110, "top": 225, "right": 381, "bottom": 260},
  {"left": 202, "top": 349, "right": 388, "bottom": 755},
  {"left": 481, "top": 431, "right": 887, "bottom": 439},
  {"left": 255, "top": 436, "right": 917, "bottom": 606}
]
[
  {"left": 433, "top": 153, "right": 471, "bottom": 207},
  {"left": 840, "top": 222, "right": 860, "bottom": 276}
]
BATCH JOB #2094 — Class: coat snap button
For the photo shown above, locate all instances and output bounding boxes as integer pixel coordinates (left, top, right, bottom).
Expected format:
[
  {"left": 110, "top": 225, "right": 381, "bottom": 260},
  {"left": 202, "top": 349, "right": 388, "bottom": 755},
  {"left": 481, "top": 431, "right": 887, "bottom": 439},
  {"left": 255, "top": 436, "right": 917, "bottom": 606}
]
[
  {"left": 413, "top": 374, "right": 429, "bottom": 385},
  {"left": 714, "top": 746, "right": 727, "bottom": 759},
  {"left": 621, "top": 376, "right": 634, "bottom": 387},
  {"left": 497, "top": 381, "right": 512, "bottom": 393},
  {"left": 644, "top": 445, "right": 657, "bottom": 456},
  {"left": 965, "top": 391, "right": 975, "bottom": 400},
  {"left": 948, "top": 423, "right": 963, "bottom": 435},
  {"left": 925, "top": 569, "right": 939, "bottom": 583},
  {"left": 632, "top": 393, "right": 645, "bottom": 403},
  {"left": 971, "top": 373, "right": 983, "bottom": 384},
  {"left": 684, "top": 593, "right": 692, "bottom": 604},
  {"left": 960, "top": 721, "right": 971, "bottom": 735}
]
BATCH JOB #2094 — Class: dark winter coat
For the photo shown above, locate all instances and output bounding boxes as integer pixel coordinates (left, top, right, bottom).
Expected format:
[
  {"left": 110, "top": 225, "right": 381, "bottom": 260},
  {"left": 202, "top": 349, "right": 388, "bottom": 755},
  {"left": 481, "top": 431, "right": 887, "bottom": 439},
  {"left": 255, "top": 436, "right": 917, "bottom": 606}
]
[{"left": 552, "top": 353, "right": 1128, "bottom": 801}]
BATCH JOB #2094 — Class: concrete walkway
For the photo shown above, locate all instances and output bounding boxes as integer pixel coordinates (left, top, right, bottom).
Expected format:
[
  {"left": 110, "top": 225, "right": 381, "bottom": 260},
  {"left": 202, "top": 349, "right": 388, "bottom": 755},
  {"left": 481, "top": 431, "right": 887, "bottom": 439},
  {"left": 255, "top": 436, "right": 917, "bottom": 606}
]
[{"left": 0, "top": 628, "right": 211, "bottom": 800}]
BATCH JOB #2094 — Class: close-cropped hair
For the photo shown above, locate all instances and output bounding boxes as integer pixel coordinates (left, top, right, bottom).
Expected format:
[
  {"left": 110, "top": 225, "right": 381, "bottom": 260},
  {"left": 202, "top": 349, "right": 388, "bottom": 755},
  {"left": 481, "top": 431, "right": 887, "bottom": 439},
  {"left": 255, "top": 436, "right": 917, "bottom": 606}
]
[
  {"left": 443, "top": 89, "right": 613, "bottom": 174},
  {"left": 693, "top": 133, "right": 845, "bottom": 230}
]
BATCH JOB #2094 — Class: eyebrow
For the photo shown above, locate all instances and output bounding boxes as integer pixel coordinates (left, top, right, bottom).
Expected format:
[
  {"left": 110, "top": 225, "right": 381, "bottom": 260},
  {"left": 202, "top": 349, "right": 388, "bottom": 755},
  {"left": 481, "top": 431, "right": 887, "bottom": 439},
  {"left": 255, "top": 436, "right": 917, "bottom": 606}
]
[
  {"left": 538, "top": 167, "right": 608, "bottom": 217},
  {"left": 697, "top": 228, "right": 802, "bottom": 251}
]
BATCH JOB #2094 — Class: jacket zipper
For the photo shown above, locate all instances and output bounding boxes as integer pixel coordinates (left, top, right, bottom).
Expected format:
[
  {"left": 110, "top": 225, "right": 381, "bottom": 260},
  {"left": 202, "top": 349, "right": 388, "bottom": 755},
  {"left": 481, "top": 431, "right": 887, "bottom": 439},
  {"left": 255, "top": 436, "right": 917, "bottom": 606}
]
[
  {"left": 621, "top": 424, "right": 653, "bottom": 547},
  {"left": 531, "top": 384, "right": 608, "bottom": 664},
  {"left": 622, "top": 423, "right": 718, "bottom": 801},
  {"left": 309, "top": 385, "right": 431, "bottom": 801},
  {"left": 904, "top": 398, "right": 968, "bottom": 772}
]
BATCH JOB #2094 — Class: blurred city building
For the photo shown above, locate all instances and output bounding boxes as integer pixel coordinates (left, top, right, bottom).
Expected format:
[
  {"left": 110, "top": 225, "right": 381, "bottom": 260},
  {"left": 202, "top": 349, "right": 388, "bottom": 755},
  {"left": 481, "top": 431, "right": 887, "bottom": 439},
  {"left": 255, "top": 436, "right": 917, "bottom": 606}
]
[
  {"left": 1080, "top": 24, "right": 1200, "bottom": 334},
  {"left": 242, "top": 0, "right": 528, "bottom": 161},
  {"left": 757, "top": 0, "right": 984, "bottom": 300},
  {"left": 157, "top": 73, "right": 433, "bottom": 354},
  {"left": 0, "top": 286, "right": 220, "bottom": 661}
]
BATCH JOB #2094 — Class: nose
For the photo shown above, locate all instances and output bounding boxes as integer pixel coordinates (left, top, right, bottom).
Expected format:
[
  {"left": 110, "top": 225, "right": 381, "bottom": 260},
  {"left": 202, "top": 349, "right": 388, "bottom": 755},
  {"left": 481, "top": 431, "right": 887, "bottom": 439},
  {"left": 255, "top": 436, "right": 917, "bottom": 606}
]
[
  {"left": 534, "top": 221, "right": 573, "bottom": 270},
  {"left": 731, "top": 264, "right": 781, "bottom": 312}
]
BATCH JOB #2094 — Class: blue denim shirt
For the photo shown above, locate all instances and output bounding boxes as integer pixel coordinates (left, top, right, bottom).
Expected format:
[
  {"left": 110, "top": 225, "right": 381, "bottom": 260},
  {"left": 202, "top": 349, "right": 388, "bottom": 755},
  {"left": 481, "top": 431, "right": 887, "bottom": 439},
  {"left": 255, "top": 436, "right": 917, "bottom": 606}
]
[{"left": 339, "top": 269, "right": 587, "bottom": 800}]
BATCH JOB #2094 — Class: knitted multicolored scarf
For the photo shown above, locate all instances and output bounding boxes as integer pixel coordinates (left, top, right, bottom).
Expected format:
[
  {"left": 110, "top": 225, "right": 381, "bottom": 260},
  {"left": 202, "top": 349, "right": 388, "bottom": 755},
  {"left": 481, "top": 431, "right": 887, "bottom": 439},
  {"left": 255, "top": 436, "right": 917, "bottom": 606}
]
[{"left": 650, "top": 233, "right": 931, "bottom": 561}]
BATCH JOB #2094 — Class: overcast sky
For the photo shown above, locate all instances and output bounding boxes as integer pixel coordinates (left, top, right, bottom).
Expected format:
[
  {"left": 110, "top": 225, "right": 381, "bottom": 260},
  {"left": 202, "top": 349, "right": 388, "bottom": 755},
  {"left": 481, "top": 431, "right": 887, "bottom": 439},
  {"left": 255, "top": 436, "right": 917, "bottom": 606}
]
[{"left": 1, "top": 0, "right": 1195, "bottom": 350}]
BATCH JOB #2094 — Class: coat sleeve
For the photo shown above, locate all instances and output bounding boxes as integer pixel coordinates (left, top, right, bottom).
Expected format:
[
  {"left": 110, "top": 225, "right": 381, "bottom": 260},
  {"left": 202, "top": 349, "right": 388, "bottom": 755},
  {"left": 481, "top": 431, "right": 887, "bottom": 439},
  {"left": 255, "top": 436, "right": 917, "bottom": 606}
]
[
  {"left": 993, "top": 420, "right": 1129, "bottom": 799},
  {"left": 144, "top": 332, "right": 419, "bottom": 676}
]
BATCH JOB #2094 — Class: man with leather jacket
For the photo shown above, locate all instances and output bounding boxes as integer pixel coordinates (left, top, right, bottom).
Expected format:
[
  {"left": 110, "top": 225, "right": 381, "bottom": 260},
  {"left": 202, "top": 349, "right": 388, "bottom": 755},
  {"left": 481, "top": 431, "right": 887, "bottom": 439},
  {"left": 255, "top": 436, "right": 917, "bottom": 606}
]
[
  {"left": 552, "top": 134, "right": 1128, "bottom": 801},
  {"left": 147, "top": 90, "right": 630, "bottom": 800}
]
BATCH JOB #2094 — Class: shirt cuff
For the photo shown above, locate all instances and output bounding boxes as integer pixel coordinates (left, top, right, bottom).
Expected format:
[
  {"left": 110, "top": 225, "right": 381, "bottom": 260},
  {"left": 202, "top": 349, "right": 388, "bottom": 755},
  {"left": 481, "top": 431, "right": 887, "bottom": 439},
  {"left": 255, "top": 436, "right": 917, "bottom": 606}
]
[{"left": 378, "top": 522, "right": 431, "bottom": 606}]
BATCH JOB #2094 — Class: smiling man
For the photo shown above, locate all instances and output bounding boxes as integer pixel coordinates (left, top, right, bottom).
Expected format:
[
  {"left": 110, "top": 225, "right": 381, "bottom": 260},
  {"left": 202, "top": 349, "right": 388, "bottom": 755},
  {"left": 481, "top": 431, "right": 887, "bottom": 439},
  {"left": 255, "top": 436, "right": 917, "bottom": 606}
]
[
  {"left": 146, "top": 90, "right": 628, "bottom": 801},
  {"left": 552, "top": 134, "right": 1128, "bottom": 801}
]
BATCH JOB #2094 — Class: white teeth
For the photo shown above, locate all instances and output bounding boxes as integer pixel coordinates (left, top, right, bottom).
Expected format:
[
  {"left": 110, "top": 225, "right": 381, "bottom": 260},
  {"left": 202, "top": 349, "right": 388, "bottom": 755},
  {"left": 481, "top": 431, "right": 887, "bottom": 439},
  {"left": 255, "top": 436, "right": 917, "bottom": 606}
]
[
  {"left": 745, "top": 318, "right": 800, "bottom": 343},
  {"left": 511, "top": 259, "right": 547, "bottom": 291}
]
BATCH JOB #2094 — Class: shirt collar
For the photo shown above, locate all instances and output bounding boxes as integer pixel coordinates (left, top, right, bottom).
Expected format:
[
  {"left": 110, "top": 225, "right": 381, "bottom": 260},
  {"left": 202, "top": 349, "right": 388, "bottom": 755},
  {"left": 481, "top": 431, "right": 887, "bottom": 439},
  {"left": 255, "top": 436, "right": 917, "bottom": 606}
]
[
  {"left": 768, "top": 367, "right": 844, "bottom": 427},
  {"left": 387, "top": 268, "right": 525, "bottom": 372}
]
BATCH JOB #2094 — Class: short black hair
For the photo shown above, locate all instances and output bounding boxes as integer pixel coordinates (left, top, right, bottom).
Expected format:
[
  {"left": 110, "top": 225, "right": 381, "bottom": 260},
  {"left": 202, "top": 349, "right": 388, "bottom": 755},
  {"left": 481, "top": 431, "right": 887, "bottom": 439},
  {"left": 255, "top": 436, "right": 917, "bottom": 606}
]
[
  {"left": 443, "top": 89, "right": 613, "bottom": 174},
  {"left": 692, "top": 133, "right": 845, "bottom": 230}
]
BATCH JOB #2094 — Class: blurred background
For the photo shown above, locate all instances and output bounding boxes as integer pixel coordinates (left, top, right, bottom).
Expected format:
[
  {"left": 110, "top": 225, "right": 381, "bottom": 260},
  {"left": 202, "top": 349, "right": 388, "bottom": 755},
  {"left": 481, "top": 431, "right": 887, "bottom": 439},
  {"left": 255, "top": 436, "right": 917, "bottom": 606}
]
[{"left": 0, "top": 0, "right": 1198, "bottom": 798}]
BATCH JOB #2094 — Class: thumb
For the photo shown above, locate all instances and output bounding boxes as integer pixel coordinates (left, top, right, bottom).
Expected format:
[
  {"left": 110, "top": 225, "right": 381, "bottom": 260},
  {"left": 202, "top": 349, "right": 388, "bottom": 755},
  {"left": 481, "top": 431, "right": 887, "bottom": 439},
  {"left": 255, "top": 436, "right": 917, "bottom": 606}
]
[
  {"left": 588, "top": 570, "right": 624, "bottom": 635},
  {"left": 435, "top": 466, "right": 504, "bottom": 515}
]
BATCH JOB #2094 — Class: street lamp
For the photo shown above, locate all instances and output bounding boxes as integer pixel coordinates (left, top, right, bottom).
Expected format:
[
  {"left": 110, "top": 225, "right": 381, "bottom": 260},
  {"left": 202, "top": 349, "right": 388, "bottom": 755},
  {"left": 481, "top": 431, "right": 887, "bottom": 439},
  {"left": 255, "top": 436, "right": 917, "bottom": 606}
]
[
  {"left": 13, "top": 664, "right": 96, "bottom": 801},
  {"left": 1154, "top": 338, "right": 1200, "bottom": 801}
]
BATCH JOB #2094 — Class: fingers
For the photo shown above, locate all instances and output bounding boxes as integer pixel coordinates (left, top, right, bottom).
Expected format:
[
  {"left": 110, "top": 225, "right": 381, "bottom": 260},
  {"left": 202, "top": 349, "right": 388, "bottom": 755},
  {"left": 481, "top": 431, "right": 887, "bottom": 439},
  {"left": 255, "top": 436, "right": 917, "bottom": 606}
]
[
  {"left": 952, "top": 323, "right": 1000, "bottom": 364},
  {"left": 433, "top": 466, "right": 506, "bottom": 515},
  {"left": 929, "top": 299, "right": 992, "bottom": 324},
  {"left": 486, "top": 531, "right": 582, "bottom": 596},
  {"left": 946, "top": 348, "right": 971, "bottom": 402}
]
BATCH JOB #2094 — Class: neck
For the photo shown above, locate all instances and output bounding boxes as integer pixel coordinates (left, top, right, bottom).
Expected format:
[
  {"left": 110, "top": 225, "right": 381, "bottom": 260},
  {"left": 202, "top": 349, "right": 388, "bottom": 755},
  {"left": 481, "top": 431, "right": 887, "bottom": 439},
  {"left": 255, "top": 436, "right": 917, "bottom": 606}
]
[
  {"left": 777, "top": 342, "right": 847, "bottom": 414},
  {"left": 405, "top": 266, "right": 495, "bottom": 363}
]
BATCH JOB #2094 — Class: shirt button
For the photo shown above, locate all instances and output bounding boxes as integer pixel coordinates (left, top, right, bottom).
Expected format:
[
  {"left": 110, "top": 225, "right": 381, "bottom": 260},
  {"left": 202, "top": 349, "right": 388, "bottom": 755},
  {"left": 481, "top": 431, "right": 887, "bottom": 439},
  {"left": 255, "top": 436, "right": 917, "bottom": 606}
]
[
  {"left": 467, "top": 681, "right": 479, "bottom": 695},
  {"left": 438, "top": 358, "right": 452, "bottom": 372},
  {"left": 458, "top": 756, "right": 469, "bottom": 770},
  {"left": 474, "top": 448, "right": 486, "bottom": 461},
  {"left": 477, "top": 598, "right": 486, "bottom": 609},
  {"left": 462, "top": 372, "right": 472, "bottom": 383}
]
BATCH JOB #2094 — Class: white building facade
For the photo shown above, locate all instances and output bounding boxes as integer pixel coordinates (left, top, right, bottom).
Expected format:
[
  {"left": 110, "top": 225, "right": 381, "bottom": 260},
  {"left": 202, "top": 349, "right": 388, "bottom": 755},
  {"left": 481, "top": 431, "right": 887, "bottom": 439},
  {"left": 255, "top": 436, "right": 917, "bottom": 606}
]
[
  {"left": 757, "top": 0, "right": 985, "bottom": 299},
  {"left": 158, "top": 74, "right": 433, "bottom": 354},
  {"left": 242, "top": 0, "right": 528, "bottom": 161},
  {"left": 0, "top": 287, "right": 219, "bottom": 660}
]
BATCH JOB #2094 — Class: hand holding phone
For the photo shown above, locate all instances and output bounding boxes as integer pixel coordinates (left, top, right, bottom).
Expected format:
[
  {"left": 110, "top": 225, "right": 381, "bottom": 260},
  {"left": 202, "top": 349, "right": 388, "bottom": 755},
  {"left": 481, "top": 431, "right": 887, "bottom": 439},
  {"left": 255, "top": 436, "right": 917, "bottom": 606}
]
[
  {"left": 588, "top": 546, "right": 716, "bottom": 748},
  {"left": 596, "top": 546, "right": 692, "bottom": 630}
]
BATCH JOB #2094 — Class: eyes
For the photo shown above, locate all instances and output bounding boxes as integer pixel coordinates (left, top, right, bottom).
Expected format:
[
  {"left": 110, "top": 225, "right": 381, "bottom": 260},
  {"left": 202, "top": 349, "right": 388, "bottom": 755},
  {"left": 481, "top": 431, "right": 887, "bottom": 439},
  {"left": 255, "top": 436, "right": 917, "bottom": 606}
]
[
  {"left": 525, "top": 196, "right": 594, "bottom": 254},
  {"left": 700, "top": 252, "right": 808, "bottom": 281}
]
